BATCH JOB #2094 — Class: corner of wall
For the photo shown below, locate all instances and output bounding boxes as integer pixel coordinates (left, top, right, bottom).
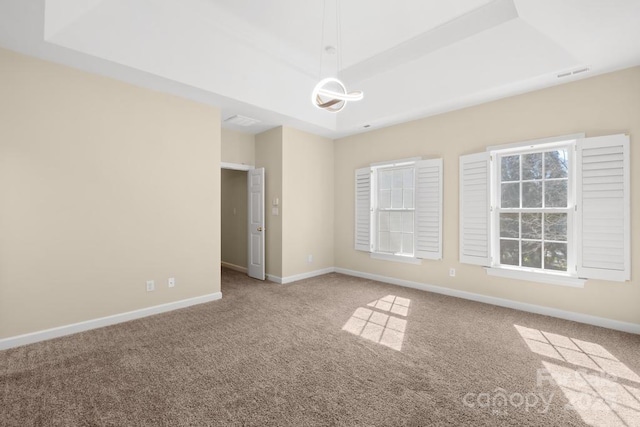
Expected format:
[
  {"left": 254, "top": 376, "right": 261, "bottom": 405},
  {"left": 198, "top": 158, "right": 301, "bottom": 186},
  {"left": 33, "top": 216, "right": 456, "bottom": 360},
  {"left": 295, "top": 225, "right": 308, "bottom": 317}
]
[{"left": 255, "top": 127, "right": 284, "bottom": 277}]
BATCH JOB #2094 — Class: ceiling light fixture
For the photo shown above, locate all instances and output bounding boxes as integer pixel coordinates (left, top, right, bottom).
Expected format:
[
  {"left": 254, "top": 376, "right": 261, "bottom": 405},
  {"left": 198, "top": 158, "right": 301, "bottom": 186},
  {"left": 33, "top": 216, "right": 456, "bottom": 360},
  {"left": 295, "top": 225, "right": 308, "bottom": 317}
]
[{"left": 312, "top": 0, "right": 363, "bottom": 113}]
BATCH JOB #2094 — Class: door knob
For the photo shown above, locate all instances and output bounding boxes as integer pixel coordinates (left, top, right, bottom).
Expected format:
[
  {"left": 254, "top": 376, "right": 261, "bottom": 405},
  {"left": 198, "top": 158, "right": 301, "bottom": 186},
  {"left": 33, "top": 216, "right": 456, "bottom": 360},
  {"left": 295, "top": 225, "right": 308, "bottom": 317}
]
[{"left": 257, "top": 226, "right": 263, "bottom": 232}]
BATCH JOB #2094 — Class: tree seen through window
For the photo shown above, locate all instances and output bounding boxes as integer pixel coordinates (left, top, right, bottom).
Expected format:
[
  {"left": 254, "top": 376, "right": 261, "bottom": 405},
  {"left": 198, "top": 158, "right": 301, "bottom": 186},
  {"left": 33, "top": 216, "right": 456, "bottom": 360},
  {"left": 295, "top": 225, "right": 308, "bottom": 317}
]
[{"left": 499, "top": 148, "right": 569, "bottom": 271}]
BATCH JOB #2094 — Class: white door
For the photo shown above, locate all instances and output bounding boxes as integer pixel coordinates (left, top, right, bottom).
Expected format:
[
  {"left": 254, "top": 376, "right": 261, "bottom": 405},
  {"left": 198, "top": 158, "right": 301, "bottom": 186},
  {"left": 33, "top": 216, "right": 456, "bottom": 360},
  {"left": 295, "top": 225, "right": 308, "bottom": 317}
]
[{"left": 248, "top": 168, "right": 265, "bottom": 280}]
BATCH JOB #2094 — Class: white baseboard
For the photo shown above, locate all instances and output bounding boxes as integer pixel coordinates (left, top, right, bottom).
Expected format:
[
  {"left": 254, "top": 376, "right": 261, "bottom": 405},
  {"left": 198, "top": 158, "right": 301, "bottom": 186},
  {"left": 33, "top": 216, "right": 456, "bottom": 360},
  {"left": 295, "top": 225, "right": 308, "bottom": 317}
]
[
  {"left": 0, "top": 292, "right": 222, "bottom": 351},
  {"left": 266, "top": 274, "right": 282, "bottom": 284},
  {"left": 4, "top": 266, "right": 637, "bottom": 351},
  {"left": 267, "top": 267, "right": 336, "bottom": 284},
  {"left": 335, "top": 267, "right": 640, "bottom": 335},
  {"left": 221, "top": 261, "right": 247, "bottom": 274},
  {"left": 281, "top": 267, "right": 336, "bottom": 284}
]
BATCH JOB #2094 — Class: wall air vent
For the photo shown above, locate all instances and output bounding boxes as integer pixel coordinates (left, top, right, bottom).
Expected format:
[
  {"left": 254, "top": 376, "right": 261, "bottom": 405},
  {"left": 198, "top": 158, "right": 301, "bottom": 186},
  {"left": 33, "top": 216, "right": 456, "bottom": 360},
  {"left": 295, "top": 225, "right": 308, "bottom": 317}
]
[
  {"left": 557, "top": 67, "right": 590, "bottom": 79},
  {"left": 224, "top": 115, "right": 261, "bottom": 127}
]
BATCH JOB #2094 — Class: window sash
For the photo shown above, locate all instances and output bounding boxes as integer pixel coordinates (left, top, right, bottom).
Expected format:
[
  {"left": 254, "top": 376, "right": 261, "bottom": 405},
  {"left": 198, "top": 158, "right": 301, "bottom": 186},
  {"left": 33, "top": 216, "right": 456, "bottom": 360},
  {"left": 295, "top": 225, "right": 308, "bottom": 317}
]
[
  {"left": 492, "top": 143, "right": 576, "bottom": 274},
  {"left": 373, "top": 164, "right": 416, "bottom": 256},
  {"left": 497, "top": 209, "right": 572, "bottom": 268},
  {"left": 376, "top": 209, "right": 415, "bottom": 256}
]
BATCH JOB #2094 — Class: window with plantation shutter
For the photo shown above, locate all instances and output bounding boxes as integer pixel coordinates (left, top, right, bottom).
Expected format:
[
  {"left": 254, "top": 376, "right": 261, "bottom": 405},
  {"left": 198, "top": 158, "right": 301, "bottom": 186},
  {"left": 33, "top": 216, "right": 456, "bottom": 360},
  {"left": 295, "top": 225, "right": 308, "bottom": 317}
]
[
  {"left": 354, "top": 158, "right": 443, "bottom": 262},
  {"left": 355, "top": 167, "right": 372, "bottom": 252},
  {"left": 460, "top": 133, "right": 631, "bottom": 285},
  {"left": 576, "top": 134, "right": 630, "bottom": 281},
  {"left": 459, "top": 152, "right": 491, "bottom": 266}
]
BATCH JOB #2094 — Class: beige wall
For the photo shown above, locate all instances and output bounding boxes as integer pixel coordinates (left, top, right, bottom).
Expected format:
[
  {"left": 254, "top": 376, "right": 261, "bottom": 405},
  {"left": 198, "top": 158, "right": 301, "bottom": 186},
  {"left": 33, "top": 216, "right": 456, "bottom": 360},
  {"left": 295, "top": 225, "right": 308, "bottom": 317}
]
[
  {"left": 334, "top": 66, "right": 640, "bottom": 325},
  {"left": 0, "top": 48, "right": 221, "bottom": 338},
  {"left": 255, "top": 127, "right": 283, "bottom": 277},
  {"left": 3, "top": 44, "right": 636, "bottom": 340},
  {"left": 253, "top": 126, "right": 335, "bottom": 279},
  {"left": 221, "top": 128, "right": 255, "bottom": 166},
  {"left": 221, "top": 169, "right": 248, "bottom": 269},
  {"left": 282, "top": 127, "right": 334, "bottom": 277}
]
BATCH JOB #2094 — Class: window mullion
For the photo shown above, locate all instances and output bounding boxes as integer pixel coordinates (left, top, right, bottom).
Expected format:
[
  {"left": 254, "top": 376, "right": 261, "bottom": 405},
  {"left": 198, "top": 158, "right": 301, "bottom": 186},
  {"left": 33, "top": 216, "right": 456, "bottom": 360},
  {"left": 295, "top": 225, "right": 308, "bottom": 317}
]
[
  {"left": 542, "top": 150, "right": 546, "bottom": 209},
  {"left": 519, "top": 155, "right": 523, "bottom": 267},
  {"left": 541, "top": 211, "right": 546, "bottom": 270},
  {"left": 542, "top": 124, "right": 548, "bottom": 256},
  {"left": 518, "top": 212, "right": 523, "bottom": 267}
]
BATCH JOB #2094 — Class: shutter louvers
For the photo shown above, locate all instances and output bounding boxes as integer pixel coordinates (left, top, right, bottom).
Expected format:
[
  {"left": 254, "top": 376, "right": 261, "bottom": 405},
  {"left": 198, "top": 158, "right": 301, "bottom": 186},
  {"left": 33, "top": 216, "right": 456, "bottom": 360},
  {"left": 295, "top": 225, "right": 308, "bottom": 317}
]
[
  {"left": 459, "top": 152, "right": 492, "bottom": 266},
  {"left": 415, "top": 159, "right": 443, "bottom": 259},
  {"left": 577, "top": 134, "right": 630, "bottom": 281},
  {"left": 355, "top": 167, "right": 372, "bottom": 252}
]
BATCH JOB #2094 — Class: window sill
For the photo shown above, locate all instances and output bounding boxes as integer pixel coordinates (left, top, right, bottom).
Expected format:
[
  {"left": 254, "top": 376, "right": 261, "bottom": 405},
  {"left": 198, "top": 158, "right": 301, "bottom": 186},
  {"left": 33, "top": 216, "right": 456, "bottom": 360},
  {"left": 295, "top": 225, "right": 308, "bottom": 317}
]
[
  {"left": 485, "top": 267, "right": 586, "bottom": 288},
  {"left": 370, "top": 252, "right": 422, "bottom": 265}
]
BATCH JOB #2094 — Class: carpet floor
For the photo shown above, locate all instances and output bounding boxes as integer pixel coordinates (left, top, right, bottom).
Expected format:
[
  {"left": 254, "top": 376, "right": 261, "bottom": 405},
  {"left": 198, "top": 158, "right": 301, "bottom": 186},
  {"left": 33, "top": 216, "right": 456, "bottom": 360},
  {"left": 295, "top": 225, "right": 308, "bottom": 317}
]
[{"left": 1, "top": 268, "right": 640, "bottom": 426}]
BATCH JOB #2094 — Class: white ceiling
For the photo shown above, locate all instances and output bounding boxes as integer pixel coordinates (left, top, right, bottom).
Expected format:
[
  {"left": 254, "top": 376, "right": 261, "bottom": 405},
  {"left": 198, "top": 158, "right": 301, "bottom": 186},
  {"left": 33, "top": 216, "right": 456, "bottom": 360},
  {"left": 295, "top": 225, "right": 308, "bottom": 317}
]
[{"left": 1, "top": 0, "right": 639, "bottom": 138}]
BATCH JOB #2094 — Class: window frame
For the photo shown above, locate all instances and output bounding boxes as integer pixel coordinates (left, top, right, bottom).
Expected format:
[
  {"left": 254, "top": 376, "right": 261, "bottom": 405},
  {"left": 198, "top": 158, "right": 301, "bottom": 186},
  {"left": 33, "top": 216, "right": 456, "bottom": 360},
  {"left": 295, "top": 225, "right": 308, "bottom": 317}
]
[
  {"left": 491, "top": 142, "right": 576, "bottom": 275},
  {"left": 368, "top": 159, "right": 419, "bottom": 261},
  {"left": 488, "top": 137, "right": 581, "bottom": 283},
  {"left": 371, "top": 162, "right": 417, "bottom": 258}
]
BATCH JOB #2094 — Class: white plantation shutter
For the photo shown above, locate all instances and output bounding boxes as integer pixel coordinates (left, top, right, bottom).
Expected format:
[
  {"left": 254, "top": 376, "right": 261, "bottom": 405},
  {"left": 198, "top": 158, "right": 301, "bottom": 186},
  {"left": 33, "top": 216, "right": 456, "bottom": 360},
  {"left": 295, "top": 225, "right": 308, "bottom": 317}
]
[
  {"left": 355, "top": 167, "right": 372, "bottom": 252},
  {"left": 459, "top": 152, "right": 492, "bottom": 266},
  {"left": 415, "top": 159, "right": 443, "bottom": 259},
  {"left": 576, "top": 134, "right": 630, "bottom": 281}
]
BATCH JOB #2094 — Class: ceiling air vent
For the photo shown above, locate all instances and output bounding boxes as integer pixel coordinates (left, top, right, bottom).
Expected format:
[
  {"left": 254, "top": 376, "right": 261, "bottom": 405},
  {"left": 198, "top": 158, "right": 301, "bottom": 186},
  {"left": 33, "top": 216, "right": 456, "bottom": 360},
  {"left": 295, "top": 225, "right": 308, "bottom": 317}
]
[
  {"left": 557, "top": 67, "right": 590, "bottom": 79},
  {"left": 224, "top": 115, "right": 261, "bottom": 127}
]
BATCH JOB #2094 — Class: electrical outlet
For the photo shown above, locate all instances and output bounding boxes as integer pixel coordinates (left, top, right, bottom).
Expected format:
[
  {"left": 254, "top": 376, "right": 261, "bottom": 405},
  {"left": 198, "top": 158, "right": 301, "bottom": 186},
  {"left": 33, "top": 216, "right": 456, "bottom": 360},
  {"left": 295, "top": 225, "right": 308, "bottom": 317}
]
[
  {"left": 307, "top": 254, "right": 313, "bottom": 263},
  {"left": 449, "top": 268, "right": 456, "bottom": 277},
  {"left": 168, "top": 277, "right": 175, "bottom": 288},
  {"left": 146, "top": 280, "right": 155, "bottom": 292}
]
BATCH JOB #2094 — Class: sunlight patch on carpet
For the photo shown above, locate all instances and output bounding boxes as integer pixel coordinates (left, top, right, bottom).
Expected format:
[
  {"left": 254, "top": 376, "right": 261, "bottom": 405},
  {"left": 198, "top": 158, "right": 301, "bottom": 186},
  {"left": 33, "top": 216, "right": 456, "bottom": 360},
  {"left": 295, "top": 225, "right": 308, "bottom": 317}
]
[
  {"left": 342, "top": 295, "right": 410, "bottom": 351},
  {"left": 516, "top": 324, "right": 640, "bottom": 426}
]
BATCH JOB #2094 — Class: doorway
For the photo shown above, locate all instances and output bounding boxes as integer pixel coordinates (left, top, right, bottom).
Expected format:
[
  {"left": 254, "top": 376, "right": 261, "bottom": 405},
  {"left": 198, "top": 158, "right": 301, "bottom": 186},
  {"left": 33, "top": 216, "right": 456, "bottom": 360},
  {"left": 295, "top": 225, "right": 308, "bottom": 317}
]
[
  {"left": 221, "top": 163, "right": 265, "bottom": 280},
  {"left": 221, "top": 168, "right": 248, "bottom": 273}
]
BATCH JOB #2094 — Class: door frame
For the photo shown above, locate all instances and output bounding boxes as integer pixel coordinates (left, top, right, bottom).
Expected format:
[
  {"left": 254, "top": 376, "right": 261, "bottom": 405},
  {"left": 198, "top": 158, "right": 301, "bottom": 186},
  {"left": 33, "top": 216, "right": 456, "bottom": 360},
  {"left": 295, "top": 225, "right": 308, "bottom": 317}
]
[
  {"left": 221, "top": 162, "right": 254, "bottom": 172},
  {"left": 220, "top": 162, "right": 261, "bottom": 277}
]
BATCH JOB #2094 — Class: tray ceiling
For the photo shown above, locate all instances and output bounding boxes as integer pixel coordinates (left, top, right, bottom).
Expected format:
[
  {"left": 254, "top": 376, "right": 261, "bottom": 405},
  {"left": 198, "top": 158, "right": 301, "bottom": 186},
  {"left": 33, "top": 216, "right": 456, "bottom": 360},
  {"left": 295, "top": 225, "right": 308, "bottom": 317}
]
[{"left": 1, "top": 0, "right": 639, "bottom": 138}]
